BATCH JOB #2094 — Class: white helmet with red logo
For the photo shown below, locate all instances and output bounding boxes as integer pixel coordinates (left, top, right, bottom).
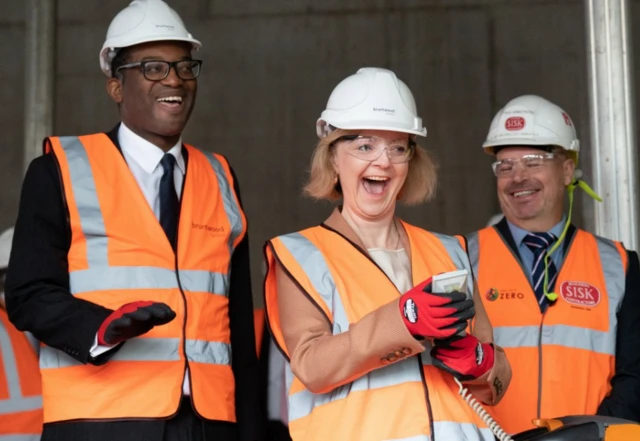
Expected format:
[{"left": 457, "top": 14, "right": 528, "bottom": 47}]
[
  {"left": 482, "top": 94, "right": 579, "bottom": 161},
  {"left": 316, "top": 67, "right": 427, "bottom": 138}
]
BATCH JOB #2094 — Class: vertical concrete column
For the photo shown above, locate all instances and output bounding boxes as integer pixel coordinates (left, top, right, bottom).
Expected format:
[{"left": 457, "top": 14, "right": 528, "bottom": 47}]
[
  {"left": 24, "top": 0, "right": 56, "bottom": 173},
  {"left": 585, "top": 0, "right": 638, "bottom": 250}
]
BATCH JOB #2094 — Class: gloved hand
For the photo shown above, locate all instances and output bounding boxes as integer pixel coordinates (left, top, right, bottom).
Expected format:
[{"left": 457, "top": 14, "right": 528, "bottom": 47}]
[
  {"left": 399, "top": 278, "right": 475, "bottom": 340},
  {"left": 98, "top": 301, "right": 176, "bottom": 345},
  {"left": 431, "top": 334, "right": 495, "bottom": 381}
]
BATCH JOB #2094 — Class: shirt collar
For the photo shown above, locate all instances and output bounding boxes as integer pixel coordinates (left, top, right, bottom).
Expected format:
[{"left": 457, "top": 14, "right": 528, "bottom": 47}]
[
  {"left": 507, "top": 216, "right": 567, "bottom": 247},
  {"left": 117, "top": 122, "right": 185, "bottom": 175}
]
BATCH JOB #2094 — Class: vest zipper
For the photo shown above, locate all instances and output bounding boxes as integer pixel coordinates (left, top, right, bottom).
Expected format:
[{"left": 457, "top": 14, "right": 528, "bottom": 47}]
[
  {"left": 537, "top": 310, "right": 547, "bottom": 419},
  {"left": 172, "top": 173, "right": 195, "bottom": 415},
  {"left": 320, "top": 223, "right": 436, "bottom": 440}
]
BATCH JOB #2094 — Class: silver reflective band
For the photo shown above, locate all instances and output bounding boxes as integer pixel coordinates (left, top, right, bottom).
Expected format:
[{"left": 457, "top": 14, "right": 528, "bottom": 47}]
[
  {"left": 465, "top": 232, "right": 480, "bottom": 278},
  {"left": 382, "top": 422, "right": 494, "bottom": 441},
  {"left": 40, "top": 338, "right": 231, "bottom": 368},
  {"left": 494, "top": 325, "right": 615, "bottom": 355},
  {"left": 288, "top": 358, "right": 422, "bottom": 422},
  {"left": 431, "top": 232, "right": 475, "bottom": 296},
  {"left": 278, "top": 233, "right": 351, "bottom": 334},
  {"left": 59, "top": 136, "right": 109, "bottom": 267},
  {"left": 0, "top": 320, "right": 42, "bottom": 414},
  {"left": 69, "top": 267, "right": 229, "bottom": 297},
  {"left": 201, "top": 150, "right": 244, "bottom": 256},
  {"left": 186, "top": 340, "right": 231, "bottom": 365},
  {"left": 0, "top": 435, "right": 42, "bottom": 441}
]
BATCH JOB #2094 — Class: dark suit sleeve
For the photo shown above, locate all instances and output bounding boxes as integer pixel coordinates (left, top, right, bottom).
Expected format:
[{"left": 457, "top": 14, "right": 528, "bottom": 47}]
[
  {"left": 228, "top": 166, "right": 265, "bottom": 441},
  {"left": 5, "top": 154, "right": 113, "bottom": 364},
  {"left": 597, "top": 250, "right": 640, "bottom": 421}
]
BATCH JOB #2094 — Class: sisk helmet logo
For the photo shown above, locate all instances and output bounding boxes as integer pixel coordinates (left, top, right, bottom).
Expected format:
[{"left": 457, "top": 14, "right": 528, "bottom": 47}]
[{"left": 403, "top": 298, "right": 418, "bottom": 323}]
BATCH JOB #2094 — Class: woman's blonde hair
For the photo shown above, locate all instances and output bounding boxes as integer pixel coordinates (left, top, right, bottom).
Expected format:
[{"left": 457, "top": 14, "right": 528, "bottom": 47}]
[{"left": 303, "top": 129, "right": 438, "bottom": 205}]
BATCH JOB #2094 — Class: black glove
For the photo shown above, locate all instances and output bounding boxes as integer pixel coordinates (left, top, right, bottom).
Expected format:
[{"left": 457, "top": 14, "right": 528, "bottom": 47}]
[{"left": 97, "top": 301, "right": 176, "bottom": 345}]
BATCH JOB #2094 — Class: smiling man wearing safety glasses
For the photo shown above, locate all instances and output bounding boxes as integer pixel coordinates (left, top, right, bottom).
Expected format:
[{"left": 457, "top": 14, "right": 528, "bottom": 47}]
[{"left": 462, "top": 94, "right": 640, "bottom": 435}]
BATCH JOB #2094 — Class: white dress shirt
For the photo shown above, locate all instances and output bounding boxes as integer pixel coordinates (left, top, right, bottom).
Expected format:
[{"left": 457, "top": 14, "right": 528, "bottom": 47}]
[{"left": 90, "top": 122, "right": 192, "bottom": 394}]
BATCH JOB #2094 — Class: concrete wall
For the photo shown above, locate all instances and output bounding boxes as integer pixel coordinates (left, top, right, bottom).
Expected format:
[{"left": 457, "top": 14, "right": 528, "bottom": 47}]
[{"left": 2, "top": 0, "right": 637, "bottom": 304}]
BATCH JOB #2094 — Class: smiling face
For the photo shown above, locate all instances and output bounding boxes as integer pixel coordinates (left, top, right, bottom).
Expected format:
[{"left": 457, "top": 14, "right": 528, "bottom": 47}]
[
  {"left": 495, "top": 146, "right": 574, "bottom": 231},
  {"left": 106, "top": 41, "right": 197, "bottom": 151},
  {"left": 332, "top": 130, "right": 411, "bottom": 222}
]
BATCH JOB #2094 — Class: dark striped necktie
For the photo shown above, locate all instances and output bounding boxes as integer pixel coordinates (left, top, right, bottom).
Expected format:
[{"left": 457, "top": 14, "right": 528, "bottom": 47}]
[{"left": 523, "top": 232, "right": 558, "bottom": 312}]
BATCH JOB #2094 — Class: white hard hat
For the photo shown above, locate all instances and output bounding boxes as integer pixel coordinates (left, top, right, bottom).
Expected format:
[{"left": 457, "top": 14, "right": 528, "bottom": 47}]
[
  {"left": 100, "top": 0, "right": 202, "bottom": 77},
  {"left": 316, "top": 67, "right": 427, "bottom": 138},
  {"left": 482, "top": 94, "right": 579, "bottom": 160},
  {"left": 0, "top": 227, "right": 14, "bottom": 270}
]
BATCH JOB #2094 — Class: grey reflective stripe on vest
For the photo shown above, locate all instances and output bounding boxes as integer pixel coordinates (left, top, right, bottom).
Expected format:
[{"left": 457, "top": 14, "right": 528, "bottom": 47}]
[
  {"left": 278, "top": 231, "right": 486, "bottom": 438},
  {"left": 200, "top": 150, "right": 244, "bottom": 256},
  {"left": 0, "top": 435, "right": 42, "bottom": 441},
  {"left": 0, "top": 320, "right": 42, "bottom": 414},
  {"left": 69, "top": 267, "right": 228, "bottom": 296},
  {"left": 384, "top": 422, "right": 494, "bottom": 441},
  {"left": 278, "top": 233, "right": 350, "bottom": 334},
  {"left": 465, "top": 232, "right": 480, "bottom": 279},
  {"left": 494, "top": 325, "right": 615, "bottom": 355},
  {"left": 431, "top": 232, "right": 475, "bottom": 296},
  {"left": 467, "top": 229, "right": 625, "bottom": 355},
  {"left": 54, "top": 137, "right": 240, "bottom": 367},
  {"left": 288, "top": 358, "right": 423, "bottom": 422},
  {"left": 40, "top": 338, "right": 231, "bottom": 368}
]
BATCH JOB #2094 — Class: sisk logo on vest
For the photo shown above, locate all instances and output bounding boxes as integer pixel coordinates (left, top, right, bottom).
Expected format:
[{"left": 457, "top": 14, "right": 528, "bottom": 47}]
[{"left": 559, "top": 281, "right": 601, "bottom": 308}]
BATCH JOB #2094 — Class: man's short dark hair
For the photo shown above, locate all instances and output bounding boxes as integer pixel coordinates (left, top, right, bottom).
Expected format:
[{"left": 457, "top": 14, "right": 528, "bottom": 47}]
[{"left": 110, "top": 48, "right": 131, "bottom": 79}]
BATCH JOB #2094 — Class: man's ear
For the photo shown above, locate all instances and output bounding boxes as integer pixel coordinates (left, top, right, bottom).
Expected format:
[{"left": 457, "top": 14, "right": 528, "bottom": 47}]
[
  {"left": 106, "top": 77, "right": 123, "bottom": 104},
  {"left": 563, "top": 158, "right": 576, "bottom": 186}
]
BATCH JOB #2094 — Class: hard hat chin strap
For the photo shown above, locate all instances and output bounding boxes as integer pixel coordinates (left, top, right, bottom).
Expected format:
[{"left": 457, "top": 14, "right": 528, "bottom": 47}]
[{"left": 541, "top": 177, "right": 602, "bottom": 302}]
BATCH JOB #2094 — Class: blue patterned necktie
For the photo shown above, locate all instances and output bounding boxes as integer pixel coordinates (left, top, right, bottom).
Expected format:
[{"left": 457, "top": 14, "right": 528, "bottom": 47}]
[
  {"left": 159, "top": 153, "right": 179, "bottom": 250},
  {"left": 523, "top": 232, "right": 558, "bottom": 312}
]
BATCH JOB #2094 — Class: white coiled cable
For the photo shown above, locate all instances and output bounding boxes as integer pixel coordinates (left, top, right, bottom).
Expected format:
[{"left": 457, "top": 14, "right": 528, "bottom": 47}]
[{"left": 455, "top": 377, "right": 514, "bottom": 441}]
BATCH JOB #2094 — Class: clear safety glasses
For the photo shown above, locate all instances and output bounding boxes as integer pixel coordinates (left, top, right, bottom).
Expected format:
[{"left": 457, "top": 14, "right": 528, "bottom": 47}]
[
  {"left": 491, "top": 153, "right": 556, "bottom": 177},
  {"left": 333, "top": 135, "right": 415, "bottom": 164}
]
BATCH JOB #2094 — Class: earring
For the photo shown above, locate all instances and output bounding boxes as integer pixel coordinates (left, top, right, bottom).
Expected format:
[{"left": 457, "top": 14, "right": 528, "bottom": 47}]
[{"left": 333, "top": 175, "right": 338, "bottom": 184}]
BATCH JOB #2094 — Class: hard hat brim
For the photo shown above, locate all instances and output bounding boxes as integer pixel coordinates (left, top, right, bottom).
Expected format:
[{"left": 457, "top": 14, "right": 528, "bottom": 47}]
[{"left": 321, "top": 119, "right": 427, "bottom": 138}]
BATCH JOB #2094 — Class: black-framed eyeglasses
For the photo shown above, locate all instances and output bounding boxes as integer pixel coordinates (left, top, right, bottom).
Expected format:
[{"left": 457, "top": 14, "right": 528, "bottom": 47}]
[{"left": 115, "top": 60, "right": 203, "bottom": 81}]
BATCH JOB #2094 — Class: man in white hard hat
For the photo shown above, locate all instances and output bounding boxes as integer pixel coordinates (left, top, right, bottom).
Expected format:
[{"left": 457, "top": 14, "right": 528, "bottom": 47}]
[
  {"left": 5, "top": 1, "right": 262, "bottom": 440},
  {"left": 462, "top": 94, "right": 640, "bottom": 435},
  {"left": 0, "top": 227, "right": 43, "bottom": 440}
]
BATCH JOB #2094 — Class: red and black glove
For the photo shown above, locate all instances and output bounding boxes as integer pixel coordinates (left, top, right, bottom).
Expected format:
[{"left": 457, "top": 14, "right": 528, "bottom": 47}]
[
  {"left": 98, "top": 301, "right": 176, "bottom": 346},
  {"left": 430, "top": 334, "right": 495, "bottom": 381},
  {"left": 399, "top": 278, "right": 475, "bottom": 340}
]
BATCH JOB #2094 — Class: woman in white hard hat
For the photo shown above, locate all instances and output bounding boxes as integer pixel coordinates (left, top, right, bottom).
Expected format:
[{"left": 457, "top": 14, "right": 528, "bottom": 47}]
[{"left": 263, "top": 67, "right": 512, "bottom": 441}]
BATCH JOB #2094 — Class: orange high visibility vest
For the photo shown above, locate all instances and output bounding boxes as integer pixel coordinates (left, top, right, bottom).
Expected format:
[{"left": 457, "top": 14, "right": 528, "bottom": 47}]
[
  {"left": 465, "top": 227, "right": 627, "bottom": 434},
  {"left": 0, "top": 308, "right": 43, "bottom": 439},
  {"left": 41, "top": 134, "right": 246, "bottom": 423},
  {"left": 265, "top": 223, "right": 494, "bottom": 441}
]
